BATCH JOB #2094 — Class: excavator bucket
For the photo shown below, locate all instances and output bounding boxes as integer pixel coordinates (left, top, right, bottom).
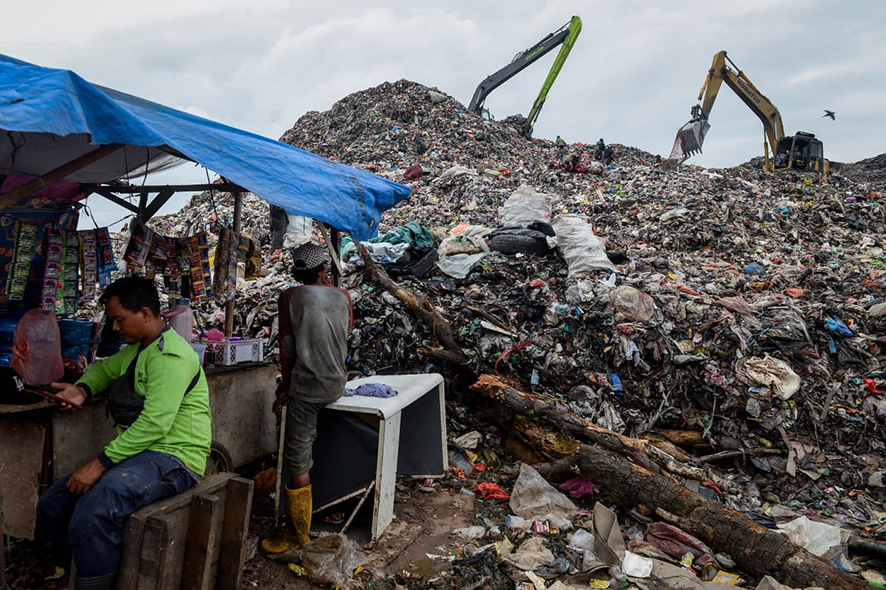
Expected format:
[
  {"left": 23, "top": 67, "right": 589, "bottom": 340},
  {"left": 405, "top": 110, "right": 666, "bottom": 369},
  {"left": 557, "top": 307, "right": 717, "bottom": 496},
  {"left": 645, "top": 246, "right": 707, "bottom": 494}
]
[{"left": 676, "top": 117, "right": 711, "bottom": 158}]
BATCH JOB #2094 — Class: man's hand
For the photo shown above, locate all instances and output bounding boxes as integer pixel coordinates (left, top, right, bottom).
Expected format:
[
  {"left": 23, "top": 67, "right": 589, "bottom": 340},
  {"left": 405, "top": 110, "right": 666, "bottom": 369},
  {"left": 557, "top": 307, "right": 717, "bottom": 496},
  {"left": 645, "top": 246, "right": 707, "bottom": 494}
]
[
  {"left": 50, "top": 382, "right": 87, "bottom": 412},
  {"left": 272, "top": 388, "right": 289, "bottom": 415},
  {"left": 66, "top": 458, "right": 107, "bottom": 494}
]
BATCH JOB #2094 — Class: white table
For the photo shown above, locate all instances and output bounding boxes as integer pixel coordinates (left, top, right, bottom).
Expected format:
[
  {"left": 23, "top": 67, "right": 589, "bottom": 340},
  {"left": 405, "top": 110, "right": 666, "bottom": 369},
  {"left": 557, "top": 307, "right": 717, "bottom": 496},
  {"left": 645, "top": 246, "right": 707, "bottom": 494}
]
[{"left": 278, "top": 373, "right": 448, "bottom": 540}]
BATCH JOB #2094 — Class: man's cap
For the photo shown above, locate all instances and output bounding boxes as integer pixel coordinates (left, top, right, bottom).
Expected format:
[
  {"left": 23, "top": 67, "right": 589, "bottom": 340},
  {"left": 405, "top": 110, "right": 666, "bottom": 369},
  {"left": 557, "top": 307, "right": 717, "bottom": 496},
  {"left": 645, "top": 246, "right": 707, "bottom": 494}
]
[
  {"left": 0, "top": 366, "right": 42, "bottom": 405},
  {"left": 292, "top": 243, "right": 330, "bottom": 270}
]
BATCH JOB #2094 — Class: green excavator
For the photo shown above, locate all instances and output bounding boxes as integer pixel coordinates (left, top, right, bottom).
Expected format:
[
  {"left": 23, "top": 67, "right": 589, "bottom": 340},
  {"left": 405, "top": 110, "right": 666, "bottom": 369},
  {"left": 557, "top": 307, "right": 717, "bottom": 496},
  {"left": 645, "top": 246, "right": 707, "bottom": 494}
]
[{"left": 468, "top": 16, "right": 582, "bottom": 138}]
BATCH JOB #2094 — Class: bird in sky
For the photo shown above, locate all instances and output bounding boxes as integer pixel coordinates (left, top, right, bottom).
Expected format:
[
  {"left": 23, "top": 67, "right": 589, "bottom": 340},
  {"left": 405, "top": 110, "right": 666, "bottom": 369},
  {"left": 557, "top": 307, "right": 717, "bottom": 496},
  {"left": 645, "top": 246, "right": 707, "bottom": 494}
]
[{"left": 823, "top": 110, "right": 835, "bottom": 120}]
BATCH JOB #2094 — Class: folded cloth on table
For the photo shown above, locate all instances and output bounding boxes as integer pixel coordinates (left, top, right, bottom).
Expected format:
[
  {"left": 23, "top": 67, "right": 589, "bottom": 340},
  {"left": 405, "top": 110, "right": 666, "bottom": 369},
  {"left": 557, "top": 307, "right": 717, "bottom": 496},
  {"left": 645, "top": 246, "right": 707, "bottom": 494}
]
[{"left": 342, "top": 383, "right": 399, "bottom": 398}]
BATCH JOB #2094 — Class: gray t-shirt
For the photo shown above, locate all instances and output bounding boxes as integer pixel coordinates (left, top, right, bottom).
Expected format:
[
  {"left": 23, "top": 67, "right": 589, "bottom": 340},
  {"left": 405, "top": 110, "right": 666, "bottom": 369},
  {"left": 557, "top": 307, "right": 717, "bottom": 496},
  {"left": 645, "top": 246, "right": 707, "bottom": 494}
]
[{"left": 282, "top": 285, "right": 352, "bottom": 403}]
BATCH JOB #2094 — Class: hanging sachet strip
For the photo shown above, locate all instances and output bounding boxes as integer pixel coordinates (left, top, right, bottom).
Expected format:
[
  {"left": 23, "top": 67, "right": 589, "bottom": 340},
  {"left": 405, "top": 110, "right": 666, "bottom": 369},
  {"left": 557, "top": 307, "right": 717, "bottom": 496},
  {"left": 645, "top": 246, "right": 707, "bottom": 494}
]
[
  {"left": 6, "top": 222, "right": 40, "bottom": 301},
  {"left": 42, "top": 229, "right": 65, "bottom": 314},
  {"left": 96, "top": 227, "right": 115, "bottom": 287},
  {"left": 64, "top": 231, "right": 80, "bottom": 314},
  {"left": 79, "top": 229, "right": 99, "bottom": 303}
]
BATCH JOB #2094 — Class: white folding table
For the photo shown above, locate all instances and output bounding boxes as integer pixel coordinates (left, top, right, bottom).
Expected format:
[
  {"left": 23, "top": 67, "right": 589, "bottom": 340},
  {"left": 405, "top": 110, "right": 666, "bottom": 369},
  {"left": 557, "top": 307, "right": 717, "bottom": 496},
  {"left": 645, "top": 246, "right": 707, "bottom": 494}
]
[{"left": 277, "top": 373, "right": 448, "bottom": 540}]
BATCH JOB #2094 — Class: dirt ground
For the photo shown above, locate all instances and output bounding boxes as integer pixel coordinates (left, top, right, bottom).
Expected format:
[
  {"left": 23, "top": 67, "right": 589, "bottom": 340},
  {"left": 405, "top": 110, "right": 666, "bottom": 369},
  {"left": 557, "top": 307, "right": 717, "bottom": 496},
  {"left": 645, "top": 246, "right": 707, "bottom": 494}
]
[{"left": 241, "top": 479, "right": 477, "bottom": 588}]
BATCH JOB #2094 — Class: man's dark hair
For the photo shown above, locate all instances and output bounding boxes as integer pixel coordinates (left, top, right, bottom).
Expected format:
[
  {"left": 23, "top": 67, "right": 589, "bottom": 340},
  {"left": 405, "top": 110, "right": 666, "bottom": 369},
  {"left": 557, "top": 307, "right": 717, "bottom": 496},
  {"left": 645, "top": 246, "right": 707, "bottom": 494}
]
[
  {"left": 292, "top": 264, "right": 323, "bottom": 285},
  {"left": 99, "top": 276, "right": 161, "bottom": 316}
]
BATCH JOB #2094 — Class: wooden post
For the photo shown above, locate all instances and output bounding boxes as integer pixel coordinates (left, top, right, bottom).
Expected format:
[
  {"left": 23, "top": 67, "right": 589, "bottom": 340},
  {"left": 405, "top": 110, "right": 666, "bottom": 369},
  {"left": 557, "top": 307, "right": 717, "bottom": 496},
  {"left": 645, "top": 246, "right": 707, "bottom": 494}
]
[
  {"left": 330, "top": 227, "right": 342, "bottom": 288},
  {"left": 317, "top": 223, "right": 344, "bottom": 286},
  {"left": 223, "top": 191, "right": 242, "bottom": 338}
]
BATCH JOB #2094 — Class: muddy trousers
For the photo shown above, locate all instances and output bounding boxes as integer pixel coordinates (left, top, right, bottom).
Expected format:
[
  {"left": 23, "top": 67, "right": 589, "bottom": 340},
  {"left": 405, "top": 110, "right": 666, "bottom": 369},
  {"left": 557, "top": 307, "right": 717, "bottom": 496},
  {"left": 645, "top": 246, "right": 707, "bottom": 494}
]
[{"left": 37, "top": 450, "right": 197, "bottom": 577}]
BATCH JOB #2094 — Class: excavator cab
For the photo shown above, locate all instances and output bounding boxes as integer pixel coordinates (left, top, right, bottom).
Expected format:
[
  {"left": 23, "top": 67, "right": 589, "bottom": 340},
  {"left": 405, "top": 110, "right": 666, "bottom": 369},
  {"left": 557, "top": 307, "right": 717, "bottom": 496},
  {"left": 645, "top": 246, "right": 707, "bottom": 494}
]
[{"left": 772, "top": 132, "right": 827, "bottom": 173}]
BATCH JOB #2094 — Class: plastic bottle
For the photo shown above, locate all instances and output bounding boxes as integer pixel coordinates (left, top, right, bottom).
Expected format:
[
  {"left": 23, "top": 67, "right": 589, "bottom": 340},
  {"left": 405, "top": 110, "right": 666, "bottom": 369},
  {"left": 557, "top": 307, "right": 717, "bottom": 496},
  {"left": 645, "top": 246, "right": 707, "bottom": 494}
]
[{"left": 165, "top": 299, "right": 194, "bottom": 343}]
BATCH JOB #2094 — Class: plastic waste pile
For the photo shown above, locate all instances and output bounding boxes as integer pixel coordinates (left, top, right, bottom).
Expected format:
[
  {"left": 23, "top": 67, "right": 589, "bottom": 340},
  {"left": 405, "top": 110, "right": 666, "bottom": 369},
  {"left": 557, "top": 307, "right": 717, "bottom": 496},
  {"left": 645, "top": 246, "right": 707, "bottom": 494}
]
[{"left": 97, "top": 79, "right": 886, "bottom": 586}]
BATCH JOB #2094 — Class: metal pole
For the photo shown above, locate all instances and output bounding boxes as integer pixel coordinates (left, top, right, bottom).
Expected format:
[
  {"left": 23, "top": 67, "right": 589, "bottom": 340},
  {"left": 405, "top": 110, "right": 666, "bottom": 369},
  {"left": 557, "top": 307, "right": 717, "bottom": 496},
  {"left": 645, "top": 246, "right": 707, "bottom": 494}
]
[{"left": 223, "top": 191, "right": 242, "bottom": 338}]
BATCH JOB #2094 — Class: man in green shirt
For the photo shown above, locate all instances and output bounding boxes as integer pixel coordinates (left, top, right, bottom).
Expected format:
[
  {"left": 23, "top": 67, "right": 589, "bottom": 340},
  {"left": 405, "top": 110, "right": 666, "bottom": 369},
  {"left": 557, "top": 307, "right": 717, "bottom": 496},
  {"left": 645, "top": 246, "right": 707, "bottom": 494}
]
[{"left": 38, "top": 276, "right": 211, "bottom": 590}]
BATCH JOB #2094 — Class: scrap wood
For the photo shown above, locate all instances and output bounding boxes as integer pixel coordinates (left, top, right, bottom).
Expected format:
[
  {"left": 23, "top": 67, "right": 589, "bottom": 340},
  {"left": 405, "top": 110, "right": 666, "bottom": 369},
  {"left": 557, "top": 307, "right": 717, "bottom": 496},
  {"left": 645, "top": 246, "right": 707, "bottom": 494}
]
[{"left": 473, "top": 377, "right": 865, "bottom": 589}]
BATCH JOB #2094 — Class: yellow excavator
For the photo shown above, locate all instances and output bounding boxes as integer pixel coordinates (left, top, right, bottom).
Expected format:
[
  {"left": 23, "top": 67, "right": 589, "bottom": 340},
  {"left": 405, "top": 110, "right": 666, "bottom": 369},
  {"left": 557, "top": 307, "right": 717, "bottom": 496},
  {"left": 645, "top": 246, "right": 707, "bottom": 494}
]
[{"left": 671, "top": 51, "right": 828, "bottom": 173}]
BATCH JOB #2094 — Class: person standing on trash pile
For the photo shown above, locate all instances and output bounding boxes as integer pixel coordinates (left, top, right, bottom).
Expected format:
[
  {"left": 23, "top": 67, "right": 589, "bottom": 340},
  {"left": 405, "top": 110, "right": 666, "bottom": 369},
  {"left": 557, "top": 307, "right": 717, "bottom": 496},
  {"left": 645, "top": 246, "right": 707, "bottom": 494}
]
[
  {"left": 263, "top": 242, "right": 353, "bottom": 553},
  {"left": 595, "top": 138, "right": 606, "bottom": 161},
  {"left": 269, "top": 204, "right": 289, "bottom": 251},
  {"left": 555, "top": 135, "right": 567, "bottom": 161},
  {"left": 602, "top": 145, "right": 615, "bottom": 166},
  {"left": 37, "top": 276, "right": 211, "bottom": 590}
]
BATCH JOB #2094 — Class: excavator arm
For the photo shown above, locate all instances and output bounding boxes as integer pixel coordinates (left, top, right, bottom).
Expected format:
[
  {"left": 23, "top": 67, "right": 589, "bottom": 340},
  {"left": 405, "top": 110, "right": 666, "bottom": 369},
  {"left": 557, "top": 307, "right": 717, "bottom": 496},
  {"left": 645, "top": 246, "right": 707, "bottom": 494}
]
[
  {"left": 468, "top": 16, "right": 582, "bottom": 137},
  {"left": 674, "top": 51, "right": 786, "bottom": 165}
]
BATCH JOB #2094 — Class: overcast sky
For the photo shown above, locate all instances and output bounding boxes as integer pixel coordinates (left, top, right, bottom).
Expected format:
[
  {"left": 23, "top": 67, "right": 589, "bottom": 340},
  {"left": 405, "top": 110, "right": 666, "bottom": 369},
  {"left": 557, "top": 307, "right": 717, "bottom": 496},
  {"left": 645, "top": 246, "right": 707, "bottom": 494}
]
[{"left": 3, "top": 0, "right": 884, "bottom": 228}]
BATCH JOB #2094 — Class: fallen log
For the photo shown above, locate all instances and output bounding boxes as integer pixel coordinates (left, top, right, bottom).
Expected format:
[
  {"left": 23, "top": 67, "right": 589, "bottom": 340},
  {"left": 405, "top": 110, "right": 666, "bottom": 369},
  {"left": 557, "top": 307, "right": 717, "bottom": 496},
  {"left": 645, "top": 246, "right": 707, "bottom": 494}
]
[
  {"left": 472, "top": 376, "right": 865, "bottom": 590},
  {"left": 359, "top": 244, "right": 468, "bottom": 364}
]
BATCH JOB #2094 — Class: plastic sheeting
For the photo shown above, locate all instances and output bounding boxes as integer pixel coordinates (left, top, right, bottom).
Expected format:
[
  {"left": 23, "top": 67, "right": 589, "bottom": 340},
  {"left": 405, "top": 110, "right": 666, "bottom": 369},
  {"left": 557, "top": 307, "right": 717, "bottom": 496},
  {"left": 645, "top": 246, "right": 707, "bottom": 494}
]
[{"left": 0, "top": 54, "right": 411, "bottom": 241}]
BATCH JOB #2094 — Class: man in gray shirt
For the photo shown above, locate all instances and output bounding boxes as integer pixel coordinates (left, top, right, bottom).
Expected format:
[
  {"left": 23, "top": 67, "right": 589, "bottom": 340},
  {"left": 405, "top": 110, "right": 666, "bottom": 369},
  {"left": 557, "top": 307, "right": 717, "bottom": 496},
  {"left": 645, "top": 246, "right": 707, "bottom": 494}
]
[{"left": 263, "top": 243, "right": 352, "bottom": 553}]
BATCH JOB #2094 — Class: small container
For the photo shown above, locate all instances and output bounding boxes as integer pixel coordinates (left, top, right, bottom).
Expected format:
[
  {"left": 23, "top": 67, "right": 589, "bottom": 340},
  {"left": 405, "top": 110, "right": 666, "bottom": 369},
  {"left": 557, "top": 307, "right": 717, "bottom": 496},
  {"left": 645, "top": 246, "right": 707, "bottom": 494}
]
[
  {"left": 190, "top": 343, "right": 207, "bottom": 366},
  {"left": 165, "top": 299, "right": 194, "bottom": 343}
]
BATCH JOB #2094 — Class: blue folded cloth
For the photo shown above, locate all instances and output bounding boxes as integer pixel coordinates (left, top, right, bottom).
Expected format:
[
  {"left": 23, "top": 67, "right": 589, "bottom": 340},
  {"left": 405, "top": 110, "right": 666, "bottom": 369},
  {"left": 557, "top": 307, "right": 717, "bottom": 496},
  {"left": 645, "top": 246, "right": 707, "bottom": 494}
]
[{"left": 342, "top": 383, "right": 399, "bottom": 398}]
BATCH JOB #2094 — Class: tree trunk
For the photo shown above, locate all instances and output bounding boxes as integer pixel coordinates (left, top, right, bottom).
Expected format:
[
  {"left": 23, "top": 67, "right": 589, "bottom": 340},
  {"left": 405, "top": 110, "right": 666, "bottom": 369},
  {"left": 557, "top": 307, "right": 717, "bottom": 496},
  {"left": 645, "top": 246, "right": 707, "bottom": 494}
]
[
  {"left": 359, "top": 244, "right": 468, "bottom": 363},
  {"left": 471, "top": 376, "right": 866, "bottom": 590}
]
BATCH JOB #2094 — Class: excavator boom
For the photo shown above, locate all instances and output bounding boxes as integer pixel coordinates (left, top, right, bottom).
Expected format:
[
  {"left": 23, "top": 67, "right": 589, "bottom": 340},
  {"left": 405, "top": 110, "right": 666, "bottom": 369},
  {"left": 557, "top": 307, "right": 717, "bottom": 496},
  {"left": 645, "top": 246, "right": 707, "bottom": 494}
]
[
  {"left": 468, "top": 16, "right": 582, "bottom": 137},
  {"left": 672, "top": 51, "right": 786, "bottom": 163}
]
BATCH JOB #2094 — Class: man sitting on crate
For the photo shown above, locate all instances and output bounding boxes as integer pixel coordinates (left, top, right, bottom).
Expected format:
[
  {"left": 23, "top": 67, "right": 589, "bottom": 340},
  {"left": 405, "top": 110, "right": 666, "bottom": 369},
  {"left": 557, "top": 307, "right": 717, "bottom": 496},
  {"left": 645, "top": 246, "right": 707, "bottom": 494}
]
[
  {"left": 38, "top": 276, "right": 211, "bottom": 590},
  {"left": 263, "top": 242, "right": 353, "bottom": 553}
]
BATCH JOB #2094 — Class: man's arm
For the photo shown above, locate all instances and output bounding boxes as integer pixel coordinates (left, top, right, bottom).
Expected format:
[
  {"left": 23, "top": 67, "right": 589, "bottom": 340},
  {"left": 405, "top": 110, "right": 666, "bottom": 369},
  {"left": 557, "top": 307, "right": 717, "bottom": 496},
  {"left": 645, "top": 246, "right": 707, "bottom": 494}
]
[
  {"left": 74, "top": 346, "right": 135, "bottom": 399},
  {"left": 101, "top": 350, "right": 195, "bottom": 465}
]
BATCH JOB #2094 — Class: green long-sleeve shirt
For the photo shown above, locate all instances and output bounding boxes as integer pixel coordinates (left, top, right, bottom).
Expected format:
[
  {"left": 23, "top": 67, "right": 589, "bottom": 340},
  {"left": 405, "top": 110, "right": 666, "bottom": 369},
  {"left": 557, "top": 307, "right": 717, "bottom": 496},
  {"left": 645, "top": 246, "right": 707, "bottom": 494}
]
[{"left": 76, "top": 328, "right": 211, "bottom": 475}]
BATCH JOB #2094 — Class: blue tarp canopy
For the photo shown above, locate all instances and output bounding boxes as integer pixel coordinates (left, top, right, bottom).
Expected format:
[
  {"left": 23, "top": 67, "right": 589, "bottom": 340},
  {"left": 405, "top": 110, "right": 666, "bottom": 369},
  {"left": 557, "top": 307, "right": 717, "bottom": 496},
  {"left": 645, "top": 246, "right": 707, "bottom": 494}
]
[{"left": 0, "top": 54, "right": 411, "bottom": 241}]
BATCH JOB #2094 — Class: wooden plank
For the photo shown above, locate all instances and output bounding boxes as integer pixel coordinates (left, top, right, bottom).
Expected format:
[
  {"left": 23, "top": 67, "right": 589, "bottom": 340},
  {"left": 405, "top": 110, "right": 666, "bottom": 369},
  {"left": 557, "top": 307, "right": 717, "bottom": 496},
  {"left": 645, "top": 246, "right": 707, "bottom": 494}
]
[
  {"left": 217, "top": 478, "right": 254, "bottom": 590},
  {"left": 0, "top": 418, "right": 45, "bottom": 539},
  {"left": 0, "top": 144, "right": 123, "bottom": 210},
  {"left": 128, "top": 473, "right": 233, "bottom": 520},
  {"left": 181, "top": 494, "right": 222, "bottom": 590},
  {"left": 161, "top": 487, "right": 227, "bottom": 590},
  {"left": 81, "top": 183, "right": 247, "bottom": 194},
  {"left": 136, "top": 516, "right": 169, "bottom": 590},
  {"left": 117, "top": 510, "right": 150, "bottom": 590}
]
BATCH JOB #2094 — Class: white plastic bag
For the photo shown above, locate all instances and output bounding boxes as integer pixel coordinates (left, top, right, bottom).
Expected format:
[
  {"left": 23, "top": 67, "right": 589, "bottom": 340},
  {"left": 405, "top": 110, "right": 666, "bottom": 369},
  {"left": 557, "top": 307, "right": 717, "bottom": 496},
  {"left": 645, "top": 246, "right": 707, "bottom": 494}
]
[
  {"left": 498, "top": 185, "right": 556, "bottom": 227},
  {"left": 509, "top": 463, "right": 578, "bottom": 531},
  {"left": 550, "top": 214, "right": 614, "bottom": 277}
]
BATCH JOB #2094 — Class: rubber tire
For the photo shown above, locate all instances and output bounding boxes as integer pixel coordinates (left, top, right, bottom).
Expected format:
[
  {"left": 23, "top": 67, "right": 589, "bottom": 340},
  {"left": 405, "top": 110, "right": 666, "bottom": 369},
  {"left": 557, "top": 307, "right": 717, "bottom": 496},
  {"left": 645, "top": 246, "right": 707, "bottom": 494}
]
[
  {"left": 205, "top": 442, "right": 233, "bottom": 475},
  {"left": 489, "top": 234, "right": 550, "bottom": 256}
]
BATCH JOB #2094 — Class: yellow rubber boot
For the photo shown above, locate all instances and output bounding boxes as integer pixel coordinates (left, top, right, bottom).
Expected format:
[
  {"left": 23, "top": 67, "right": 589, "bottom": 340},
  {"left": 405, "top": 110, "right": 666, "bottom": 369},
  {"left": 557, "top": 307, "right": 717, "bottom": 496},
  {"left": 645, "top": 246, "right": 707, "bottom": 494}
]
[
  {"left": 289, "top": 484, "right": 312, "bottom": 548},
  {"left": 261, "top": 486, "right": 312, "bottom": 553}
]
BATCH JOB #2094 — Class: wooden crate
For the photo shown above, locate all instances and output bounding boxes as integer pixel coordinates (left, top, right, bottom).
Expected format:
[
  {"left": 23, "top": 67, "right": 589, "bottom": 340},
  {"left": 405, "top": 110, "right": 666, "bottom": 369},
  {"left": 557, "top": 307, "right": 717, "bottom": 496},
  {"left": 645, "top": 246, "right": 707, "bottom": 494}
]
[{"left": 116, "top": 472, "right": 253, "bottom": 590}]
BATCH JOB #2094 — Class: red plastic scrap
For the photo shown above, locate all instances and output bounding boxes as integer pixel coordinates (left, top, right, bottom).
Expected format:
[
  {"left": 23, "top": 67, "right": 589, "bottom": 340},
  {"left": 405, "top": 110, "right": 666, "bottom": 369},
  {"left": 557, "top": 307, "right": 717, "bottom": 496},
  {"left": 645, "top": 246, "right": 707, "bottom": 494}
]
[
  {"left": 473, "top": 482, "right": 510, "bottom": 501},
  {"left": 862, "top": 378, "right": 884, "bottom": 394},
  {"left": 558, "top": 476, "right": 595, "bottom": 498},
  {"left": 645, "top": 522, "right": 716, "bottom": 566}
]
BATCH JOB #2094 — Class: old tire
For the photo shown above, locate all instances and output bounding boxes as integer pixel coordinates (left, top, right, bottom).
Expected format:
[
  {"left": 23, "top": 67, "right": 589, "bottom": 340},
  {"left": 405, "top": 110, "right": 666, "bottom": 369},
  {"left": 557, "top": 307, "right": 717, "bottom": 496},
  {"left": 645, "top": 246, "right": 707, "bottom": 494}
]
[
  {"left": 205, "top": 442, "right": 233, "bottom": 475},
  {"left": 490, "top": 234, "right": 550, "bottom": 256}
]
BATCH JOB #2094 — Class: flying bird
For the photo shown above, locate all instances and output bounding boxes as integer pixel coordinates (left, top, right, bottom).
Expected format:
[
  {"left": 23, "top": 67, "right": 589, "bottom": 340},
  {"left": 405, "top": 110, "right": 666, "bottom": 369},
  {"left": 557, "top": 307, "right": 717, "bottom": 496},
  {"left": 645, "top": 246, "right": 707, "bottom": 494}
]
[{"left": 823, "top": 110, "right": 835, "bottom": 120}]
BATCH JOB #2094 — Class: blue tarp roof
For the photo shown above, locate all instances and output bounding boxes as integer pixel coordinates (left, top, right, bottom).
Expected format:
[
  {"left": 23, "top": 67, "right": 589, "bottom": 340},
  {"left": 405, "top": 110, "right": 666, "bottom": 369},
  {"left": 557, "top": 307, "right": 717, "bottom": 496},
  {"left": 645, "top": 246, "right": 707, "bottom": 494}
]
[{"left": 0, "top": 54, "right": 411, "bottom": 241}]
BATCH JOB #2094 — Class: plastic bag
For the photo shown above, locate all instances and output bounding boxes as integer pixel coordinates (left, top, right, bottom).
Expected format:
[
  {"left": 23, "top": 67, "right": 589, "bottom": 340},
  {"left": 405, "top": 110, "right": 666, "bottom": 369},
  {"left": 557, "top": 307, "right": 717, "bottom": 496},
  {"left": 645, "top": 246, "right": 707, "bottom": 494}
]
[
  {"left": 436, "top": 252, "right": 486, "bottom": 279},
  {"left": 11, "top": 309, "right": 64, "bottom": 385},
  {"left": 550, "top": 214, "right": 614, "bottom": 277},
  {"left": 282, "top": 214, "right": 312, "bottom": 249},
  {"left": 297, "top": 533, "right": 369, "bottom": 585},
  {"left": 509, "top": 463, "right": 578, "bottom": 531},
  {"left": 499, "top": 185, "right": 556, "bottom": 227},
  {"left": 610, "top": 286, "right": 655, "bottom": 323}
]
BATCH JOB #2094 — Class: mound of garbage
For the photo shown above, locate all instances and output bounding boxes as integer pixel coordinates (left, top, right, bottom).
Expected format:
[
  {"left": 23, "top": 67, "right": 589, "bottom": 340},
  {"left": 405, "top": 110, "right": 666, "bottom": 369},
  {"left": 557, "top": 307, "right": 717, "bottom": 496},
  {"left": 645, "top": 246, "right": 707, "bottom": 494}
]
[
  {"left": 150, "top": 79, "right": 886, "bottom": 587},
  {"left": 842, "top": 153, "right": 886, "bottom": 189}
]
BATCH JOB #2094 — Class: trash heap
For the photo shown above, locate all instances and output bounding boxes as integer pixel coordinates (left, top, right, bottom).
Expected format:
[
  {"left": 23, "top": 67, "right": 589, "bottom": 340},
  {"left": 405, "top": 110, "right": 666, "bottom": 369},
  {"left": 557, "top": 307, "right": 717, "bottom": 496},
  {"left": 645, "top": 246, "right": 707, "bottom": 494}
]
[{"left": 140, "top": 79, "right": 886, "bottom": 587}]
